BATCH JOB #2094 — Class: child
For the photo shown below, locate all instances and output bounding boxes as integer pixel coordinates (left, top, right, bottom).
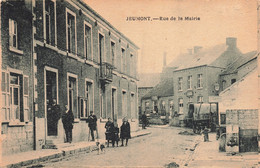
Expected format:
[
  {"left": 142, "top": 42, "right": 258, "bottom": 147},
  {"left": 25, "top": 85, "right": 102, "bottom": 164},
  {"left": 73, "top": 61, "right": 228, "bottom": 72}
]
[{"left": 113, "top": 124, "right": 120, "bottom": 147}]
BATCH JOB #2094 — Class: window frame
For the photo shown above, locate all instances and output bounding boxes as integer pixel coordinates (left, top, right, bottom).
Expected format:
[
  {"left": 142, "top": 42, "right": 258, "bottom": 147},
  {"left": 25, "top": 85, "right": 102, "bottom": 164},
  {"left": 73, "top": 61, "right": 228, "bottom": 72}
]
[
  {"left": 197, "top": 74, "right": 203, "bottom": 89},
  {"left": 82, "top": 78, "right": 94, "bottom": 118},
  {"left": 98, "top": 31, "right": 105, "bottom": 64},
  {"left": 44, "top": 0, "right": 57, "bottom": 46},
  {"left": 66, "top": 8, "right": 77, "bottom": 55},
  {"left": 187, "top": 75, "right": 192, "bottom": 90},
  {"left": 1, "top": 71, "right": 10, "bottom": 122},
  {"left": 178, "top": 98, "right": 184, "bottom": 114},
  {"left": 84, "top": 21, "right": 93, "bottom": 61},
  {"left": 178, "top": 77, "right": 183, "bottom": 91},
  {"left": 121, "top": 47, "right": 126, "bottom": 73},
  {"left": 110, "top": 40, "right": 116, "bottom": 67},
  {"left": 197, "top": 96, "right": 203, "bottom": 103},
  {"left": 67, "top": 73, "right": 78, "bottom": 119},
  {"left": 122, "top": 89, "right": 127, "bottom": 118}
]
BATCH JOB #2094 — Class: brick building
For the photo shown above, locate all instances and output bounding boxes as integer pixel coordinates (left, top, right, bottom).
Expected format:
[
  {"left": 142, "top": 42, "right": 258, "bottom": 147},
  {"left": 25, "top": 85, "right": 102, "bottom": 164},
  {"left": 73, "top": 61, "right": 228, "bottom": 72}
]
[
  {"left": 171, "top": 38, "right": 245, "bottom": 126},
  {"left": 1, "top": 1, "right": 34, "bottom": 155},
  {"left": 1, "top": 0, "right": 139, "bottom": 155}
]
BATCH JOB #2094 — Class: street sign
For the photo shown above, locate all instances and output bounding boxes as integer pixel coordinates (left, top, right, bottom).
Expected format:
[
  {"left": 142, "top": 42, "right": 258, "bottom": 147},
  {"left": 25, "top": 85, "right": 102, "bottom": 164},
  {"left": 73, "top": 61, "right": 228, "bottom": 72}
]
[{"left": 209, "top": 96, "right": 221, "bottom": 103}]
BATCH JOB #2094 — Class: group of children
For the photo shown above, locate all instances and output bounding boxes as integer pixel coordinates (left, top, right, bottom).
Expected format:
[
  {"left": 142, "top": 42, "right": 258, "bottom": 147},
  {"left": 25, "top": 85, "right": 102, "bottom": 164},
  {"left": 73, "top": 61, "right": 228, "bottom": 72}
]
[{"left": 105, "top": 117, "right": 131, "bottom": 147}]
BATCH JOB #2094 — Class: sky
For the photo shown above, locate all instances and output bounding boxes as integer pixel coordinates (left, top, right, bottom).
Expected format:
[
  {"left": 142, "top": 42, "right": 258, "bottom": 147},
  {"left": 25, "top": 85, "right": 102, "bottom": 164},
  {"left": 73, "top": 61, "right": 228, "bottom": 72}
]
[{"left": 84, "top": 0, "right": 257, "bottom": 74}]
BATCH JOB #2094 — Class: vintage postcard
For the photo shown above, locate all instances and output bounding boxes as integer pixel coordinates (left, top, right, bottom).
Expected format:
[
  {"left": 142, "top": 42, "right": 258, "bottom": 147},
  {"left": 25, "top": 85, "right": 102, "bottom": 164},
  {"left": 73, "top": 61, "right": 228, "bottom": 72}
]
[{"left": 0, "top": 0, "right": 259, "bottom": 167}]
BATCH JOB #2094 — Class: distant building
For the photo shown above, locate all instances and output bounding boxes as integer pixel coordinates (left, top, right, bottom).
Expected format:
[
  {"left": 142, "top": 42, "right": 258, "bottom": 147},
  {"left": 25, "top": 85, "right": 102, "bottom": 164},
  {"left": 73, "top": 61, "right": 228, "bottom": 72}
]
[
  {"left": 137, "top": 73, "right": 160, "bottom": 114},
  {"left": 172, "top": 37, "right": 245, "bottom": 126}
]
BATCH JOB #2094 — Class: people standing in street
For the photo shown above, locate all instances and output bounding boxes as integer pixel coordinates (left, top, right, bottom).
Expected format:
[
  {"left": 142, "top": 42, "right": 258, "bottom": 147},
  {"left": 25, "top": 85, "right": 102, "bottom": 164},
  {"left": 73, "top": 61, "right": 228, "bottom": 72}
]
[
  {"left": 202, "top": 126, "right": 209, "bottom": 142},
  {"left": 141, "top": 112, "right": 147, "bottom": 129},
  {"left": 62, "top": 105, "right": 74, "bottom": 143},
  {"left": 87, "top": 111, "right": 97, "bottom": 141},
  {"left": 120, "top": 118, "right": 131, "bottom": 146},
  {"left": 105, "top": 117, "right": 115, "bottom": 147}
]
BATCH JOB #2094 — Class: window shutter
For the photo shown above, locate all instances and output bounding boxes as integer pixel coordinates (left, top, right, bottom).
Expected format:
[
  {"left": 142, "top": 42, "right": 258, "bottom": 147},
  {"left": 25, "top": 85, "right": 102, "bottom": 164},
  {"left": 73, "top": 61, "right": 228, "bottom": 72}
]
[
  {"left": 2, "top": 72, "right": 6, "bottom": 92},
  {"left": 24, "top": 76, "right": 29, "bottom": 96},
  {"left": 23, "top": 76, "right": 29, "bottom": 122}
]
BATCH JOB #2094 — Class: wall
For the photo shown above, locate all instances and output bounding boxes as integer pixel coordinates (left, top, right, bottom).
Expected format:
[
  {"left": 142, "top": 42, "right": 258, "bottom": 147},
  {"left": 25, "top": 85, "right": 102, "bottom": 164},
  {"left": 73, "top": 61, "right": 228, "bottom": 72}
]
[{"left": 1, "top": 1, "right": 34, "bottom": 155}]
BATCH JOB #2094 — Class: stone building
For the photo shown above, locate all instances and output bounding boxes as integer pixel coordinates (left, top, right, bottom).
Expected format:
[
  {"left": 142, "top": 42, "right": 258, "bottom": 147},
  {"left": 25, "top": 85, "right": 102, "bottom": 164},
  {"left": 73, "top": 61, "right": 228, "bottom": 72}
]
[
  {"left": 1, "top": 0, "right": 139, "bottom": 155},
  {"left": 171, "top": 38, "right": 245, "bottom": 126}
]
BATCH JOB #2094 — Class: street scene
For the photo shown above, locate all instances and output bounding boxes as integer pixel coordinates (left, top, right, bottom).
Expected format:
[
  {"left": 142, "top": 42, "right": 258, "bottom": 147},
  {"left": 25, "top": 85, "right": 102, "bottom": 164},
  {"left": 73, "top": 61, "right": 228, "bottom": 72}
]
[
  {"left": 43, "top": 127, "right": 197, "bottom": 168},
  {"left": 0, "top": 0, "right": 260, "bottom": 168}
]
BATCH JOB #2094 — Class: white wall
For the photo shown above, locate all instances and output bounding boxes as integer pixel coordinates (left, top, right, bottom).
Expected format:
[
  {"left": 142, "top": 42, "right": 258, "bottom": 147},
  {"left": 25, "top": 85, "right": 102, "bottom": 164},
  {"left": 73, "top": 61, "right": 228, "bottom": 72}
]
[{"left": 219, "top": 69, "right": 258, "bottom": 113}]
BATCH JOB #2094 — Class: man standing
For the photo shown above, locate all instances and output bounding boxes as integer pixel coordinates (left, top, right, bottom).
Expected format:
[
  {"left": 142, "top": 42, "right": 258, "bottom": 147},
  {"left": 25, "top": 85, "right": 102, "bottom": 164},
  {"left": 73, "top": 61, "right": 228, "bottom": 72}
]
[
  {"left": 62, "top": 105, "right": 74, "bottom": 143},
  {"left": 87, "top": 111, "right": 97, "bottom": 141},
  {"left": 141, "top": 112, "right": 147, "bottom": 129},
  {"left": 48, "top": 99, "right": 61, "bottom": 136},
  {"left": 120, "top": 118, "right": 131, "bottom": 146}
]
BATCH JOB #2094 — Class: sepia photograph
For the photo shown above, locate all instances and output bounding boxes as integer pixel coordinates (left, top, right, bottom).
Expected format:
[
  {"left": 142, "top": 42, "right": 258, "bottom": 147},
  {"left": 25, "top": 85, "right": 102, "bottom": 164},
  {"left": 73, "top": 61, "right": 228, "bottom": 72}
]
[{"left": 0, "top": 0, "right": 259, "bottom": 167}]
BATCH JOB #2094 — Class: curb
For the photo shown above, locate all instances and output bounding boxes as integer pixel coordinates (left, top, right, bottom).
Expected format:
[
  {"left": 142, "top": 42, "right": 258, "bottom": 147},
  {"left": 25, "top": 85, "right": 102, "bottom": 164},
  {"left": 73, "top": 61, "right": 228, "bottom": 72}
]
[{"left": 1, "top": 131, "right": 151, "bottom": 168}]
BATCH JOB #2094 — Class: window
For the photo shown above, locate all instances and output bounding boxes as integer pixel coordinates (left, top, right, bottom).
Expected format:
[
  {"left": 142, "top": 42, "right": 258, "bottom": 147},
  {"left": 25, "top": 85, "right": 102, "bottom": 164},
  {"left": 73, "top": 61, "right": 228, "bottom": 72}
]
[
  {"left": 178, "top": 77, "right": 183, "bottom": 91},
  {"left": 99, "top": 33, "right": 104, "bottom": 64},
  {"left": 84, "top": 23, "right": 92, "bottom": 60},
  {"left": 66, "top": 9, "right": 76, "bottom": 54},
  {"left": 2, "top": 72, "right": 10, "bottom": 121},
  {"left": 222, "top": 80, "right": 226, "bottom": 90},
  {"left": 121, "top": 48, "right": 126, "bottom": 73},
  {"left": 178, "top": 98, "right": 183, "bottom": 114},
  {"left": 130, "top": 93, "right": 135, "bottom": 118},
  {"left": 197, "top": 96, "right": 203, "bottom": 103},
  {"left": 9, "top": 19, "right": 18, "bottom": 49},
  {"left": 83, "top": 81, "right": 93, "bottom": 118},
  {"left": 187, "top": 75, "right": 192, "bottom": 89},
  {"left": 231, "top": 79, "right": 236, "bottom": 84},
  {"left": 111, "top": 88, "right": 117, "bottom": 119},
  {"left": 130, "top": 53, "right": 134, "bottom": 76},
  {"left": 122, "top": 91, "right": 127, "bottom": 118},
  {"left": 68, "top": 75, "right": 78, "bottom": 118},
  {"left": 197, "top": 74, "right": 203, "bottom": 88},
  {"left": 23, "top": 76, "right": 29, "bottom": 122},
  {"left": 45, "top": 0, "right": 55, "bottom": 45},
  {"left": 111, "top": 41, "right": 115, "bottom": 66}
]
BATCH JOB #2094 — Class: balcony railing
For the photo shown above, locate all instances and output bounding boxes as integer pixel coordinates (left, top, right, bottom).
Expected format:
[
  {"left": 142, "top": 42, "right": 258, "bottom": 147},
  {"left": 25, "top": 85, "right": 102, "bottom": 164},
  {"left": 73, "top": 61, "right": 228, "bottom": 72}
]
[{"left": 100, "top": 62, "right": 114, "bottom": 83}]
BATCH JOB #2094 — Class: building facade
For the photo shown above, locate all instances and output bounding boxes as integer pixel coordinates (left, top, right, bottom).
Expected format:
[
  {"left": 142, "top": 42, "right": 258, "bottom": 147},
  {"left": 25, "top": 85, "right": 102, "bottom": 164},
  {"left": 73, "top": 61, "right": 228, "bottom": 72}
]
[
  {"left": 1, "top": 0, "right": 34, "bottom": 155},
  {"left": 1, "top": 0, "right": 139, "bottom": 155},
  {"left": 171, "top": 38, "right": 244, "bottom": 127}
]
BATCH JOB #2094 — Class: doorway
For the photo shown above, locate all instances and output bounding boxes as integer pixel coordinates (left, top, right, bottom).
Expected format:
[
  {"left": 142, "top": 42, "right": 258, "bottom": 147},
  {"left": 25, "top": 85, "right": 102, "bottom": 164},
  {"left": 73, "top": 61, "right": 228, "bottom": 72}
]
[{"left": 45, "top": 68, "right": 58, "bottom": 136}]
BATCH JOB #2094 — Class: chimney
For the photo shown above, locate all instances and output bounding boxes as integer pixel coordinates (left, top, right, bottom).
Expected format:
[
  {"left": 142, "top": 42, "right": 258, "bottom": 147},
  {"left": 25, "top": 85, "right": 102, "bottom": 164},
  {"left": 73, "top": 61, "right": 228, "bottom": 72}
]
[
  {"left": 194, "top": 46, "right": 202, "bottom": 54},
  {"left": 163, "top": 52, "right": 167, "bottom": 67},
  {"left": 187, "top": 48, "right": 193, "bottom": 55},
  {"left": 226, "top": 37, "right": 237, "bottom": 48}
]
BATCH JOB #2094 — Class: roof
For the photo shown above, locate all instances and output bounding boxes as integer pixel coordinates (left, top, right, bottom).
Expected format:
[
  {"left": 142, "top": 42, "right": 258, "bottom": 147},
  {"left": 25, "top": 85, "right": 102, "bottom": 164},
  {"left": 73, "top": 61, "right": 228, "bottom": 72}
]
[
  {"left": 167, "top": 44, "right": 244, "bottom": 71},
  {"left": 137, "top": 73, "right": 161, "bottom": 88},
  {"left": 142, "top": 78, "right": 174, "bottom": 99},
  {"left": 220, "top": 51, "right": 257, "bottom": 75}
]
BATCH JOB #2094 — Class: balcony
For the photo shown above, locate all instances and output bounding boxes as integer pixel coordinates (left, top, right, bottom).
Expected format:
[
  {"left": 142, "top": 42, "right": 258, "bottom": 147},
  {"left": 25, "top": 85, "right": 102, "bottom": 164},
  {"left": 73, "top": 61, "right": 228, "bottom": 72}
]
[{"left": 100, "top": 62, "right": 114, "bottom": 84}]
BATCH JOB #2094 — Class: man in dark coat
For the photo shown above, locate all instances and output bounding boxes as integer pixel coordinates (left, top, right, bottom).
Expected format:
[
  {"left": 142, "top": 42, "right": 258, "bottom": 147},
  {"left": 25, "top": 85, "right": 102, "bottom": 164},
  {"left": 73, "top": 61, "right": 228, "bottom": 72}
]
[
  {"left": 62, "top": 105, "right": 74, "bottom": 143},
  {"left": 141, "top": 112, "right": 147, "bottom": 129},
  {"left": 48, "top": 99, "right": 61, "bottom": 136},
  {"left": 87, "top": 111, "right": 97, "bottom": 141},
  {"left": 120, "top": 118, "right": 131, "bottom": 146}
]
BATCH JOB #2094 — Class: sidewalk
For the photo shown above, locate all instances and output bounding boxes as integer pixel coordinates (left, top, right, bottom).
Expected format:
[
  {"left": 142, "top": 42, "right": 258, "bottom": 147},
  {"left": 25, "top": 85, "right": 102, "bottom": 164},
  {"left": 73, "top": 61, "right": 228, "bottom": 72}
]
[
  {"left": 187, "top": 133, "right": 259, "bottom": 168},
  {"left": 0, "top": 128, "right": 151, "bottom": 168}
]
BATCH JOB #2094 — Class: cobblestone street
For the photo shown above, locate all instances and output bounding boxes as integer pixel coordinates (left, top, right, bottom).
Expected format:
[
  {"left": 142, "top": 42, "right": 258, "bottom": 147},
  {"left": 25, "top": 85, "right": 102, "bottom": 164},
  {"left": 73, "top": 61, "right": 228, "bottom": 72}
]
[{"left": 42, "top": 126, "right": 198, "bottom": 167}]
